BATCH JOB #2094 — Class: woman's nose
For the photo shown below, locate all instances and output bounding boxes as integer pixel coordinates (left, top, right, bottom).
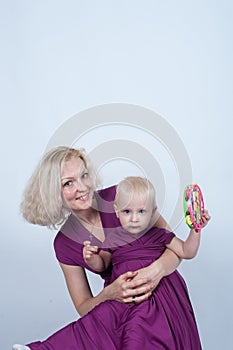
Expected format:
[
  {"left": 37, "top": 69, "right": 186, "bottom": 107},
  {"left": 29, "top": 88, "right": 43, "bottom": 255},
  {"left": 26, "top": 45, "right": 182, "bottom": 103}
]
[{"left": 75, "top": 179, "right": 86, "bottom": 192}]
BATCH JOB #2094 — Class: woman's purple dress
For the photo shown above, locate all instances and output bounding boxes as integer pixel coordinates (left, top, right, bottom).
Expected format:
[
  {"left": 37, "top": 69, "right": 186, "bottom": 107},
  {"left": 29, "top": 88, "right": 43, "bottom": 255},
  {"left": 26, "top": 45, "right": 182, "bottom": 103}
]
[{"left": 26, "top": 186, "right": 202, "bottom": 349}]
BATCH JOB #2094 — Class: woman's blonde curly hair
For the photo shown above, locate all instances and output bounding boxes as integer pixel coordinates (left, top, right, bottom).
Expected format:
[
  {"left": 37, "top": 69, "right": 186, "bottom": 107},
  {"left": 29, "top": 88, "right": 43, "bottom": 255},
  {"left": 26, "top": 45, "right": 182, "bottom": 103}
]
[{"left": 20, "top": 146, "right": 99, "bottom": 229}]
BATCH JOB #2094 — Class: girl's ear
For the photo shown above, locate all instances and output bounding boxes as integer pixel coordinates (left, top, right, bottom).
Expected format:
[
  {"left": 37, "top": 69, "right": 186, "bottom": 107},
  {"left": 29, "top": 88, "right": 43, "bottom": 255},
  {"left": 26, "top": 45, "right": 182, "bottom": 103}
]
[
  {"left": 114, "top": 204, "right": 119, "bottom": 218},
  {"left": 151, "top": 206, "right": 157, "bottom": 217}
]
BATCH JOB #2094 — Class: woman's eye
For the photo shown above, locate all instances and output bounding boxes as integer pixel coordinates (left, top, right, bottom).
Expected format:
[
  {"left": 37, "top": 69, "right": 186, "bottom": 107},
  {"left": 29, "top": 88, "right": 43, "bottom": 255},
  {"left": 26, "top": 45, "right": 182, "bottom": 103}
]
[
  {"left": 63, "top": 181, "right": 72, "bottom": 187},
  {"left": 82, "top": 172, "right": 89, "bottom": 179}
]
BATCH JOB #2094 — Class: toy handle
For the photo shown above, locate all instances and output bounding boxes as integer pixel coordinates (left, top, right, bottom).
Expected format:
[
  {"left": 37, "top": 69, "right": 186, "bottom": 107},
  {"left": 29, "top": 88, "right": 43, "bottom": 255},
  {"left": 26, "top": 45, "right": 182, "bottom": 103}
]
[{"left": 184, "top": 184, "right": 205, "bottom": 232}]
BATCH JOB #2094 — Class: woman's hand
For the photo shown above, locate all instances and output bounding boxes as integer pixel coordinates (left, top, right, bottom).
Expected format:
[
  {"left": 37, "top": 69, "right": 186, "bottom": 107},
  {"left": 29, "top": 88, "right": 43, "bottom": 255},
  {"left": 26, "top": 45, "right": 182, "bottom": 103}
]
[
  {"left": 131, "top": 264, "right": 162, "bottom": 294},
  {"left": 132, "top": 249, "right": 181, "bottom": 296},
  {"left": 104, "top": 248, "right": 181, "bottom": 304},
  {"left": 103, "top": 271, "right": 153, "bottom": 304}
]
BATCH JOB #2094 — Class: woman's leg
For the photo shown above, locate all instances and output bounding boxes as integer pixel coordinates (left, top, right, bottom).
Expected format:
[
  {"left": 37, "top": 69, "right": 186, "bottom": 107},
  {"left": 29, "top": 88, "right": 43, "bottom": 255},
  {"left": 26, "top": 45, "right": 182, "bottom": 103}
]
[{"left": 13, "top": 300, "right": 125, "bottom": 350}]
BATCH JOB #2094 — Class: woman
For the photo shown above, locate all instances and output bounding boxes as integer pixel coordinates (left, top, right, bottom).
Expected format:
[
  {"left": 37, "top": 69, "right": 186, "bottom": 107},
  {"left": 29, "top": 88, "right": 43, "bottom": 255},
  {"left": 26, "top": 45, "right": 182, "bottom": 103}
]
[{"left": 15, "top": 146, "right": 180, "bottom": 349}]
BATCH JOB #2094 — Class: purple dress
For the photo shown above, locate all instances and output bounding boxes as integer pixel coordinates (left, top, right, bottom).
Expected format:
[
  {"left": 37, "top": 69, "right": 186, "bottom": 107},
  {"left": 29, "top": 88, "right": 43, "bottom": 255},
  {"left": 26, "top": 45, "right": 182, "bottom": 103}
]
[{"left": 26, "top": 186, "right": 202, "bottom": 350}]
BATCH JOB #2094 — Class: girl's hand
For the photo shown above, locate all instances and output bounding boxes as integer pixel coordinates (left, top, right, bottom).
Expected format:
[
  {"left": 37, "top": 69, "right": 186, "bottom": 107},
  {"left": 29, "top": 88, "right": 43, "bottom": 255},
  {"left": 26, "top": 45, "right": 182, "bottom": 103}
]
[
  {"left": 201, "top": 209, "right": 211, "bottom": 228},
  {"left": 83, "top": 241, "right": 98, "bottom": 262}
]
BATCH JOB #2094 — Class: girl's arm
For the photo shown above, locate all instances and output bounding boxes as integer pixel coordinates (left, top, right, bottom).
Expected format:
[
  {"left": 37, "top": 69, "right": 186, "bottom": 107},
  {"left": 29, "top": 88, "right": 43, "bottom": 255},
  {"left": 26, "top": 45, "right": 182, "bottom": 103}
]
[
  {"left": 83, "top": 241, "right": 112, "bottom": 271},
  {"left": 166, "top": 230, "right": 200, "bottom": 259},
  {"left": 166, "top": 208, "right": 211, "bottom": 259}
]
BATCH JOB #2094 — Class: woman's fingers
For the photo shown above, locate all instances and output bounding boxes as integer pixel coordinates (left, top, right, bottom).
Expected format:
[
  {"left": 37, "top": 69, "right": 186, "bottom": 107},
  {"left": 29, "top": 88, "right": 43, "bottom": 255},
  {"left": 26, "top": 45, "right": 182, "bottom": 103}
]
[
  {"left": 121, "top": 270, "right": 138, "bottom": 282},
  {"left": 122, "top": 290, "right": 152, "bottom": 304},
  {"left": 121, "top": 276, "right": 154, "bottom": 304},
  {"left": 122, "top": 276, "right": 152, "bottom": 291},
  {"left": 107, "top": 272, "right": 153, "bottom": 304}
]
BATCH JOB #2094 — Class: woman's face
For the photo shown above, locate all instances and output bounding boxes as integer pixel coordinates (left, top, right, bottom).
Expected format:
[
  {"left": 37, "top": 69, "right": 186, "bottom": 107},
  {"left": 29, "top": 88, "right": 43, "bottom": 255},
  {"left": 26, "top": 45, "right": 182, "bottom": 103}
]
[{"left": 61, "top": 156, "right": 94, "bottom": 213}]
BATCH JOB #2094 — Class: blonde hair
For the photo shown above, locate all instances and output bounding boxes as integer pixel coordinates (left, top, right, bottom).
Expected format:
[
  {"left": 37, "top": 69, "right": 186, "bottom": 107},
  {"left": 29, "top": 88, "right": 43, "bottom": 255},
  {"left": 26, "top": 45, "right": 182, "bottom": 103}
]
[
  {"left": 20, "top": 146, "right": 99, "bottom": 229},
  {"left": 114, "top": 176, "right": 156, "bottom": 211}
]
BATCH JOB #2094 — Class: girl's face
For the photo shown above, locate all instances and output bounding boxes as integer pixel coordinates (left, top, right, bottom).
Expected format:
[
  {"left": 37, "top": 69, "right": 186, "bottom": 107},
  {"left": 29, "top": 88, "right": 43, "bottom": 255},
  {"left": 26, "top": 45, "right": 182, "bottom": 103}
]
[
  {"left": 116, "top": 192, "right": 155, "bottom": 235},
  {"left": 61, "top": 156, "right": 94, "bottom": 213}
]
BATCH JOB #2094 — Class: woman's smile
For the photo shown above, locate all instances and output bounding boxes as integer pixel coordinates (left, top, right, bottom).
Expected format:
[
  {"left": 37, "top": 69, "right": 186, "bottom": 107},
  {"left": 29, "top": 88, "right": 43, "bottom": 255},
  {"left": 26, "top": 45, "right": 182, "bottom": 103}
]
[{"left": 61, "top": 156, "right": 94, "bottom": 211}]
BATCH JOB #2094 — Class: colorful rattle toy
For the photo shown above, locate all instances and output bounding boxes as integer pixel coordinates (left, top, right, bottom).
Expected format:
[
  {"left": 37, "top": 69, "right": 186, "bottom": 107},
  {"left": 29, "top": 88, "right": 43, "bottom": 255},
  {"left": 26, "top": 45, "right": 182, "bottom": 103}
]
[{"left": 183, "top": 183, "right": 204, "bottom": 232}]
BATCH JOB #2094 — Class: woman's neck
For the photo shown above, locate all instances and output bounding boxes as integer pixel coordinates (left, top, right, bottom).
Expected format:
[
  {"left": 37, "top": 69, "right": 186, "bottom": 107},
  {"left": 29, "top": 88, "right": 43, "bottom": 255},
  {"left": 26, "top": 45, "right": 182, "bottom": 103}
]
[
  {"left": 73, "top": 207, "right": 99, "bottom": 225},
  {"left": 73, "top": 207, "right": 105, "bottom": 242}
]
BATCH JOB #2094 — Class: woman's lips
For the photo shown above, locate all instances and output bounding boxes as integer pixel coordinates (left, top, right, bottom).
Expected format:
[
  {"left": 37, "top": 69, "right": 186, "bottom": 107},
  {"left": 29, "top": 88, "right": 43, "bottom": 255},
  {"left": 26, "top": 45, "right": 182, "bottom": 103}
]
[{"left": 76, "top": 193, "right": 89, "bottom": 201}]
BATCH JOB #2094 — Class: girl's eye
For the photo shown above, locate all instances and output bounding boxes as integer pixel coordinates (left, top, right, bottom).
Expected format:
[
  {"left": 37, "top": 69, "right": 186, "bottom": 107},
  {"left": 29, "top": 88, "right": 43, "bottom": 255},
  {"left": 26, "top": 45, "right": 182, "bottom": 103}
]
[
  {"left": 123, "top": 209, "right": 130, "bottom": 214},
  {"left": 139, "top": 209, "right": 145, "bottom": 214}
]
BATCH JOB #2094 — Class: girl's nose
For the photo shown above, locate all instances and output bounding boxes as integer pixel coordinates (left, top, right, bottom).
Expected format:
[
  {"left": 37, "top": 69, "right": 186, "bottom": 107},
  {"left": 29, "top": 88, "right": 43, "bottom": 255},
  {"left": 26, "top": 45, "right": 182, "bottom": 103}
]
[{"left": 131, "top": 212, "right": 139, "bottom": 222}]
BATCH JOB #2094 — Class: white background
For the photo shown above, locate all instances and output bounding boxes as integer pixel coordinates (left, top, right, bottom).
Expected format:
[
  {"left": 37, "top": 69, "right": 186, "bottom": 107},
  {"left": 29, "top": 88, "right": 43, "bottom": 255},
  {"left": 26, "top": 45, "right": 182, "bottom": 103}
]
[{"left": 1, "top": 1, "right": 232, "bottom": 349}]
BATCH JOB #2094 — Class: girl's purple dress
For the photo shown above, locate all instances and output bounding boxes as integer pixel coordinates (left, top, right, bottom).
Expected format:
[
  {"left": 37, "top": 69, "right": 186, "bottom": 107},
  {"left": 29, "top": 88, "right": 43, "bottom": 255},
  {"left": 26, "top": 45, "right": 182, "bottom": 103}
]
[{"left": 26, "top": 186, "right": 202, "bottom": 349}]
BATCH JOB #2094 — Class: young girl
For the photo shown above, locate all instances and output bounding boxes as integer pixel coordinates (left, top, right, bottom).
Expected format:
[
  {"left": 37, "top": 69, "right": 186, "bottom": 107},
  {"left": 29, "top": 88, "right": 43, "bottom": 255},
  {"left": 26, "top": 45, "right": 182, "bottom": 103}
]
[{"left": 83, "top": 176, "right": 210, "bottom": 349}]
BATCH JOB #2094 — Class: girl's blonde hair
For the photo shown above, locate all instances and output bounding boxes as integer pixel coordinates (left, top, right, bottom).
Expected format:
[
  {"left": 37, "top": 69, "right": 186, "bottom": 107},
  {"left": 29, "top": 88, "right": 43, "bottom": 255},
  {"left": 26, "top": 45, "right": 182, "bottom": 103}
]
[
  {"left": 20, "top": 146, "right": 99, "bottom": 229},
  {"left": 114, "top": 176, "right": 156, "bottom": 211}
]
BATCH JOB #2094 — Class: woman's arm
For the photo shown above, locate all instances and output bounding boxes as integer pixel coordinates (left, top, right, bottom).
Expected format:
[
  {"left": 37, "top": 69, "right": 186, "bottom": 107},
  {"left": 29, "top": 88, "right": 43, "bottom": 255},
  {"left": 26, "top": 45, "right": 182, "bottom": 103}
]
[
  {"left": 60, "top": 263, "right": 153, "bottom": 315},
  {"left": 60, "top": 263, "right": 97, "bottom": 316},
  {"left": 61, "top": 212, "right": 183, "bottom": 314},
  {"left": 128, "top": 248, "right": 181, "bottom": 303}
]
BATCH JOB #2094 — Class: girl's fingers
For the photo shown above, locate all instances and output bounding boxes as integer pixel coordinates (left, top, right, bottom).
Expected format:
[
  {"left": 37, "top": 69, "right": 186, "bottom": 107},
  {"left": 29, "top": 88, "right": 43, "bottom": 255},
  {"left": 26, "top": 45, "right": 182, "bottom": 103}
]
[
  {"left": 201, "top": 209, "right": 211, "bottom": 227},
  {"left": 83, "top": 241, "right": 98, "bottom": 253},
  {"left": 88, "top": 246, "right": 98, "bottom": 252},
  {"left": 203, "top": 209, "right": 211, "bottom": 219}
]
